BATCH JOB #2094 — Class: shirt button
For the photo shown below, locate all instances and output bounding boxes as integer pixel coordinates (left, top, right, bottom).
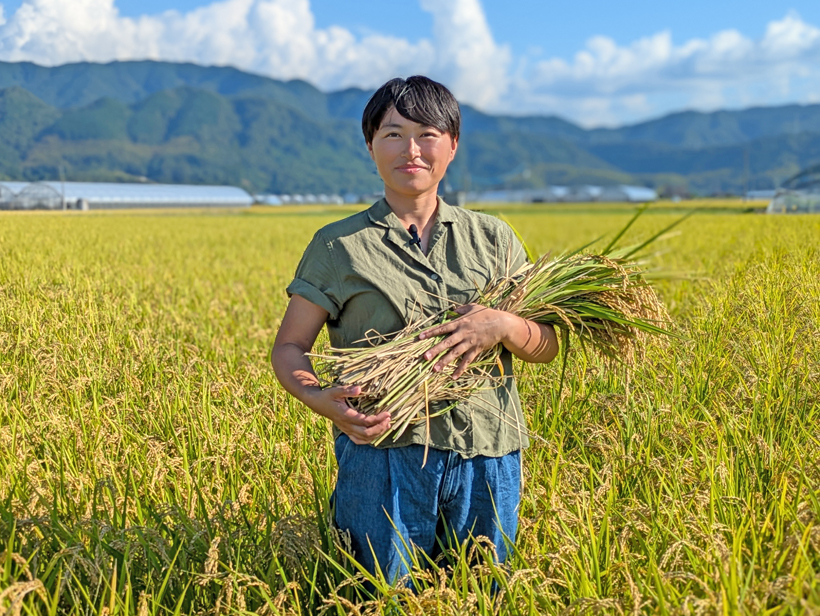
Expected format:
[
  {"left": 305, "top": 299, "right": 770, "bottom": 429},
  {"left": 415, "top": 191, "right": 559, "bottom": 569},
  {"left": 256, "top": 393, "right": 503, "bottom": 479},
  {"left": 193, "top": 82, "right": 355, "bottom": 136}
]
[{"left": 430, "top": 273, "right": 439, "bottom": 281}]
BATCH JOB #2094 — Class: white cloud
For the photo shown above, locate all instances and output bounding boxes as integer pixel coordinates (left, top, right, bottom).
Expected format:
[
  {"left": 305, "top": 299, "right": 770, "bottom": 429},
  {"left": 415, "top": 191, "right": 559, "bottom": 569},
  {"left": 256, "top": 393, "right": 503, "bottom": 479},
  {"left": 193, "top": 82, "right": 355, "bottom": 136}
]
[
  {"left": 762, "top": 11, "right": 820, "bottom": 57},
  {"left": 512, "top": 11, "right": 820, "bottom": 125},
  {"left": 419, "top": 0, "right": 510, "bottom": 107},
  {"left": 0, "top": 0, "right": 428, "bottom": 86},
  {"left": 0, "top": 0, "right": 819, "bottom": 126},
  {"left": 0, "top": 0, "right": 508, "bottom": 105}
]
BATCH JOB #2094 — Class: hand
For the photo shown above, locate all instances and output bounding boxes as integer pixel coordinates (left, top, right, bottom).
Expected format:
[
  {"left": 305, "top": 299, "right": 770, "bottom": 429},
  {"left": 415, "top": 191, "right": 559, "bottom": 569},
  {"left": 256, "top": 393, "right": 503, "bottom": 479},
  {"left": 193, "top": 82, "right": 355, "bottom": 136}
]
[
  {"left": 418, "top": 304, "right": 516, "bottom": 379},
  {"left": 305, "top": 384, "right": 391, "bottom": 445}
]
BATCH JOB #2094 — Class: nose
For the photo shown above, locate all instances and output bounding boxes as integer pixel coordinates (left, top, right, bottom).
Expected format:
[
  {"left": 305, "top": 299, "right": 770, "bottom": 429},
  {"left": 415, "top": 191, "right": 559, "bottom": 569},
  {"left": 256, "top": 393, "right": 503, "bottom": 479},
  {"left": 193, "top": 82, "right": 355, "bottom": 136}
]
[{"left": 404, "top": 137, "right": 421, "bottom": 159}]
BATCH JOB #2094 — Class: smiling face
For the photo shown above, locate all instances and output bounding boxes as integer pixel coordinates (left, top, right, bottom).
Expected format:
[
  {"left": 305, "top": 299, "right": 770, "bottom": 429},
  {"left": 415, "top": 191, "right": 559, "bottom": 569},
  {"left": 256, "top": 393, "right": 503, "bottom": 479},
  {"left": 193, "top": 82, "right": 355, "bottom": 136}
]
[{"left": 367, "top": 107, "right": 458, "bottom": 201}]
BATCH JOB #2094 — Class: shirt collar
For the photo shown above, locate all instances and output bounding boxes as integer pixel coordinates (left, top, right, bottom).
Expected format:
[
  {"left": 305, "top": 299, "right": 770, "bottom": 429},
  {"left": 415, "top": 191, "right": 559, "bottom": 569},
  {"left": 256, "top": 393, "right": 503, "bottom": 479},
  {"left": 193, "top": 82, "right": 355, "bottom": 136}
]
[{"left": 367, "top": 196, "right": 458, "bottom": 229}]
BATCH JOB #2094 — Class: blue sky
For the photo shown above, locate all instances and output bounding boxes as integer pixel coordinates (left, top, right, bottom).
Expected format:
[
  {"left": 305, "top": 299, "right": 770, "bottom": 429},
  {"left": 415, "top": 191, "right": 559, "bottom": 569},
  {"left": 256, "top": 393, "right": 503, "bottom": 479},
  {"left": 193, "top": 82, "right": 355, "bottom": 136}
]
[
  {"left": 6, "top": 0, "right": 811, "bottom": 61},
  {"left": 1, "top": 0, "right": 819, "bottom": 126},
  {"left": 280, "top": 0, "right": 820, "bottom": 61}
]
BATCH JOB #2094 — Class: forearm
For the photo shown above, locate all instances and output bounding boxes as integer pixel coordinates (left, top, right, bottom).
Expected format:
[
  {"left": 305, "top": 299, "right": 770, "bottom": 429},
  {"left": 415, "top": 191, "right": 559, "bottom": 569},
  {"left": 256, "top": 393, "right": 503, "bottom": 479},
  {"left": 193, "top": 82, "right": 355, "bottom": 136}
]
[
  {"left": 271, "top": 338, "right": 391, "bottom": 442},
  {"left": 271, "top": 343, "right": 325, "bottom": 414},
  {"left": 500, "top": 313, "right": 559, "bottom": 364},
  {"left": 272, "top": 295, "right": 391, "bottom": 443}
]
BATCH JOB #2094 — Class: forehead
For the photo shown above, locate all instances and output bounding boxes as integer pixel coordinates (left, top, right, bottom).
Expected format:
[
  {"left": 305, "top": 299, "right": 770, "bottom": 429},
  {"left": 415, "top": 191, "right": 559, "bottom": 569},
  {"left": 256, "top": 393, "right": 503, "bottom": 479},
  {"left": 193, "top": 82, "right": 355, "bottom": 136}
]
[{"left": 378, "top": 107, "right": 428, "bottom": 129}]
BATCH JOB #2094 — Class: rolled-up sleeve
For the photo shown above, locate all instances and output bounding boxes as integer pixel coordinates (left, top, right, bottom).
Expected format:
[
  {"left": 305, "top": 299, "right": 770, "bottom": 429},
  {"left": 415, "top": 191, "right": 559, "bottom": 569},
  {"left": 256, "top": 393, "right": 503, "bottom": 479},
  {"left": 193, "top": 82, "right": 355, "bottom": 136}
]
[{"left": 286, "top": 230, "right": 343, "bottom": 320}]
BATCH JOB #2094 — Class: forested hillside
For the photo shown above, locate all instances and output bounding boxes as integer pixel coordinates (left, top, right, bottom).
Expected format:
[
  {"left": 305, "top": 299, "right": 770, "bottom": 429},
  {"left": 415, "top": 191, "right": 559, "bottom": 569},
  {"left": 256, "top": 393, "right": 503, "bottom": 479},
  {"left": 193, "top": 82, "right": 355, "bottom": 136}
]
[{"left": 1, "top": 60, "right": 818, "bottom": 195}]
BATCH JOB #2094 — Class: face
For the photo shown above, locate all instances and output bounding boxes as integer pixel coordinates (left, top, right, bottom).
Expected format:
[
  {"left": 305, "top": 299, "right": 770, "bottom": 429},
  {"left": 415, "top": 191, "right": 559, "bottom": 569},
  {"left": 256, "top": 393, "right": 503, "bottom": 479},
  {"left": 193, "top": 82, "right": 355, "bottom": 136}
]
[{"left": 367, "top": 107, "right": 458, "bottom": 200}]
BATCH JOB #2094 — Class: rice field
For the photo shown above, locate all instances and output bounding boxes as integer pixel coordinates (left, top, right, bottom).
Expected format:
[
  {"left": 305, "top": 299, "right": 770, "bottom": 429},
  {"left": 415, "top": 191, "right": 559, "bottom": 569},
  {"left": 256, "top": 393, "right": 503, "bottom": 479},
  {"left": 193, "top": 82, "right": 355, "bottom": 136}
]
[{"left": 0, "top": 204, "right": 818, "bottom": 614}]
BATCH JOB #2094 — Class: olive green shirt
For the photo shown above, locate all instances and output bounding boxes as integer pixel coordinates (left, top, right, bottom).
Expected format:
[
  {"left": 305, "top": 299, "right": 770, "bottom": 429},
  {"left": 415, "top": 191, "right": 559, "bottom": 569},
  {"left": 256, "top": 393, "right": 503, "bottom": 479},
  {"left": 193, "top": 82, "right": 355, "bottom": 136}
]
[{"left": 287, "top": 197, "right": 529, "bottom": 458}]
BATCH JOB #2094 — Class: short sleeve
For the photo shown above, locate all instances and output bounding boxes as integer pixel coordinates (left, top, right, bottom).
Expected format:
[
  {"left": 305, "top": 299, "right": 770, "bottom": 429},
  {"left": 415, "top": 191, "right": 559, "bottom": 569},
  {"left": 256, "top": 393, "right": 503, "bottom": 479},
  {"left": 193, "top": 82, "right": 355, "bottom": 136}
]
[{"left": 286, "top": 230, "right": 343, "bottom": 320}]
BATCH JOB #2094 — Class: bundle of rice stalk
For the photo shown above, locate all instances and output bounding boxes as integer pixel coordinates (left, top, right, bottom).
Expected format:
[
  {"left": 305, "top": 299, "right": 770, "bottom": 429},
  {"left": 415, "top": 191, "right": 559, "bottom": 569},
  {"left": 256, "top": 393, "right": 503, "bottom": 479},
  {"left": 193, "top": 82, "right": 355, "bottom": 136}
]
[{"left": 309, "top": 211, "right": 681, "bottom": 445}]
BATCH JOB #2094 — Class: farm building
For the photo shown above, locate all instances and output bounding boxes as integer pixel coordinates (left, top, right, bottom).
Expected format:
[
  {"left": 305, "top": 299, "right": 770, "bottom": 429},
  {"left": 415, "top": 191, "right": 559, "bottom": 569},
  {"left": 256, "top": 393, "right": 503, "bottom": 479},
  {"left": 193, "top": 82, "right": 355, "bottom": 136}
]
[
  {"left": 565, "top": 186, "right": 604, "bottom": 202},
  {"left": 766, "top": 165, "right": 820, "bottom": 214},
  {"left": 0, "top": 182, "right": 253, "bottom": 210},
  {"left": 599, "top": 185, "right": 659, "bottom": 202},
  {"left": 468, "top": 188, "right": 569, "bottom": 203}
]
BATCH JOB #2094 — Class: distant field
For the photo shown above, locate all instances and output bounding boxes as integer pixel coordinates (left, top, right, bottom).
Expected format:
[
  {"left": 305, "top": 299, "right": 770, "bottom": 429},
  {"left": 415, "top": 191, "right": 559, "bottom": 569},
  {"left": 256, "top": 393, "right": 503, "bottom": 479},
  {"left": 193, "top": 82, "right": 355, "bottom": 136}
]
[
  {"left": 247, "top": 198, "right": 769, "bottom": 218},
  {"left": 0, "top": 205, "right": 818, "bottom": 614}
]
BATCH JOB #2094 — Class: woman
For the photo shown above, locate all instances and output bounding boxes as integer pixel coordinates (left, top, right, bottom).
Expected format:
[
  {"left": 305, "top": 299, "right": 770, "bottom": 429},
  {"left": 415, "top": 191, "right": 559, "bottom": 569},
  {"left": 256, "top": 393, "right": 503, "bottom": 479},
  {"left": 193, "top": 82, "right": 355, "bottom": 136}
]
[{"left": 272, "top": 75, "right": 558, "bottom": 583}]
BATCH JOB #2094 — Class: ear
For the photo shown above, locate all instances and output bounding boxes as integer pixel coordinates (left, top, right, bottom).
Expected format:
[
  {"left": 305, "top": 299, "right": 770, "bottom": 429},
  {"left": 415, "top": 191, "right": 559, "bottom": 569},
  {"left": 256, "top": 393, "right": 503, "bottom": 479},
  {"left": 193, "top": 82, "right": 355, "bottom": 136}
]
[
  {"left": 449, "top": 136, "right": 458, "bottom": 162},
  {"left": 366, "top": 140, "right": 375, "bottom": 161}
]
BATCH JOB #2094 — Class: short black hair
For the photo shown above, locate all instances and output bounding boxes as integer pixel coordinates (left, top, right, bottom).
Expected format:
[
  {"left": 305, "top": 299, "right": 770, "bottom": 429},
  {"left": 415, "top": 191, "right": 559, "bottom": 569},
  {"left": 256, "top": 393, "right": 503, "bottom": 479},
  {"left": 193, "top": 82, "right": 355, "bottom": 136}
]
[{"left": 362, "top": 76, "right": 461, "bottom": 145}]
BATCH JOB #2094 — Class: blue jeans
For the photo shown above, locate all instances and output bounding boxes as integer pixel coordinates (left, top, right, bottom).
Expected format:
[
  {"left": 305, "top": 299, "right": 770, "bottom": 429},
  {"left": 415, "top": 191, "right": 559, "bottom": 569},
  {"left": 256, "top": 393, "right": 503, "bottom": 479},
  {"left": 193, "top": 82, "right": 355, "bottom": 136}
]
[{"left": 333, "top": 434, "right": 521, "bottom": 583}]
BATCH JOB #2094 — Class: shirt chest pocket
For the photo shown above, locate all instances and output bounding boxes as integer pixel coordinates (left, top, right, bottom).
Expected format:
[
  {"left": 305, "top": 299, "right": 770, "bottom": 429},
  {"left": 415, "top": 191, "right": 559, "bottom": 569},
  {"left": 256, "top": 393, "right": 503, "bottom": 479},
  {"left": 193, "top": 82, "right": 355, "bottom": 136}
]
[
  {"left": 344, "top": 238, "right": 498, "bottom": 329},
  {"left": 344, "top": 263, "right": 443, "bottom": 332},
  {"left": 440, "top": 251, "right": 497, "bottom": 307}
]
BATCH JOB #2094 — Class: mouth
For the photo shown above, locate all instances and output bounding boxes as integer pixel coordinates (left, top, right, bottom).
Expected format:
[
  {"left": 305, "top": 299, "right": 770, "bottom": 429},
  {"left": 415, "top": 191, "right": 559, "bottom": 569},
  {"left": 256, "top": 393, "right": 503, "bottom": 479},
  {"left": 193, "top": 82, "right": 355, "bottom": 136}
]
[{"left": 396, "top": 164, "right": 428, "bottom": 173}]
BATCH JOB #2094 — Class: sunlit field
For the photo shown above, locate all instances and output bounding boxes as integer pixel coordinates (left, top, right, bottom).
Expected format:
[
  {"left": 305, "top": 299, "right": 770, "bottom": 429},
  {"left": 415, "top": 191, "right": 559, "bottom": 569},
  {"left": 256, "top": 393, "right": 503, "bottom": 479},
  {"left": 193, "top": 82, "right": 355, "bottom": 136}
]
[{"left": 1, "top": 203, "right": 818, "bottom": 614}]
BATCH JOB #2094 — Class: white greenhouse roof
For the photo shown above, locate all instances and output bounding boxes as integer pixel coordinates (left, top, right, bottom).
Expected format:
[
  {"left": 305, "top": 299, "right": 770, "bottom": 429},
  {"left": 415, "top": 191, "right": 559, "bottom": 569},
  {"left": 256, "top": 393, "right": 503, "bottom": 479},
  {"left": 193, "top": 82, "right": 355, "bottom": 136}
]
[
  {"left": 1, "top": 182, "right": 31, "bottom": 193},
  {"left": 766, "top": 165, "right": 820, "bottom": 214},
  {"left": 466, "top": 184, "right": 657, "bottom": 204},
  {"left": 0, "top": 181, "right": 253, "bottom": 209},
  {"left": 766, "top": 190, "right": 820, "bottom": 214},
  {"left": 602, "top": 185, "right": 659, "bottom": 202}
]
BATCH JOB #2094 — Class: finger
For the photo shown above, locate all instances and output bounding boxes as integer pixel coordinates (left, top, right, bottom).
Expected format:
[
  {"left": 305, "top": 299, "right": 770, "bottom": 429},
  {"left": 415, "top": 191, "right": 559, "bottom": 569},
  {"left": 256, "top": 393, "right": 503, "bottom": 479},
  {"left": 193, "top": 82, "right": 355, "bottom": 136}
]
[
  {"left": 330, "top": 384, "right": 362, "bottom": 398},
  {"left": 340, "top": 407, "right": 385, "bottom": 426},
  {"left": 359, "top": 411, "right": 391, "bottom": 427},
  {"left": 434, "top": 342, "right": 472, "bottom": 372},
  {"left": 424, "top": 332, "right": 464, "bottom": 361},
  {"left": 344, "top": 422, "right": 371, "bottom": 442},
  {"left": 422, "top": 306, "right": 489, "bottom": 341},
  {"left": 348, "top": 433, "right": 368, "bottom": 445},
  {"left": 419, "top": 321, "right": 458, "bottom": 340},
  {"left": 347, "top": 417, "right": 391, "bottom": 444},
  {"left": 362, "top": 421, "right": 391, "bottom": 439},
  {"left": 452, "top": 349, "right": 480, "bottom": 379}
]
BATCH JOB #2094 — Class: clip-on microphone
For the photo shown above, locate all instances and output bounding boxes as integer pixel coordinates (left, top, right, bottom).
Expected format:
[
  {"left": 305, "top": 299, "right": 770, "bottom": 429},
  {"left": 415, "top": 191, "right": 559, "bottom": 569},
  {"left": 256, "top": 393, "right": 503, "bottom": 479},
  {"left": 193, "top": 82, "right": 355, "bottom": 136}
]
[{"left": 408, "top": 224, "right": 422, "bottom": 249}]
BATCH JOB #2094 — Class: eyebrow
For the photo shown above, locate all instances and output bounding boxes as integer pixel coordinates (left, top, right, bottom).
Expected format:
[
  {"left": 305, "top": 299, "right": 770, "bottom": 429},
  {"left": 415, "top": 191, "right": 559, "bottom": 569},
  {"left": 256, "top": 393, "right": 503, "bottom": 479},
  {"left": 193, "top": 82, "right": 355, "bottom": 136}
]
[{"left": 380, "top": 123, "right": 438, "bottom": 131}]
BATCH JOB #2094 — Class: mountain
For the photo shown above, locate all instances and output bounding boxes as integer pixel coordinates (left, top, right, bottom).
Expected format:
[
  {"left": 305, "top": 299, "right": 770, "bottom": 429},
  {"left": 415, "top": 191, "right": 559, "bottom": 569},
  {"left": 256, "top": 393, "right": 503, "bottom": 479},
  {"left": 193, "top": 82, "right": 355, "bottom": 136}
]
[
  {"left": 2, "top": 87, "right": 379, "bottom": 193},
  {"left": 0, "top": 60, "right": 818, "bottom": 195},
  {"left": 585, "top": 106, "right": 820, "bottom": 148}
]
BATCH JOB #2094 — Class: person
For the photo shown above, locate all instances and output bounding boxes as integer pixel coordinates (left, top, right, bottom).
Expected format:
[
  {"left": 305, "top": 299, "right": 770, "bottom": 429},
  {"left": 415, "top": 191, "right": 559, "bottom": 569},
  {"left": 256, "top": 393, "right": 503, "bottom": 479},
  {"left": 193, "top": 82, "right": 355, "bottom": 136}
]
[{"left": 271, "top": 75, "right": 558, "bottom": 583}]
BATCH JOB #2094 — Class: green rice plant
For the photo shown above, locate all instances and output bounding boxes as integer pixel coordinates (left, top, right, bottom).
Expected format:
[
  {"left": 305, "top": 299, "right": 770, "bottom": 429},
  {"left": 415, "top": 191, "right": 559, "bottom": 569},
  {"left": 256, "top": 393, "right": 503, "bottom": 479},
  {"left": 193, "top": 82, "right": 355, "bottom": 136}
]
[{"left": 0, "top": 206, "right": 818, "bottom": 614}]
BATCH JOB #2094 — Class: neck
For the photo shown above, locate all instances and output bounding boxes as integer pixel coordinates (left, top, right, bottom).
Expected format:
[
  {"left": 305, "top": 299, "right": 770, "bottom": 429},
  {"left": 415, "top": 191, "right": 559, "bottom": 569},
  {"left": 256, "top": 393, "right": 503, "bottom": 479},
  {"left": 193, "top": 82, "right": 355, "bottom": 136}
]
[{"left": 383, "top": 186, "right": 439, "bottom": 232}]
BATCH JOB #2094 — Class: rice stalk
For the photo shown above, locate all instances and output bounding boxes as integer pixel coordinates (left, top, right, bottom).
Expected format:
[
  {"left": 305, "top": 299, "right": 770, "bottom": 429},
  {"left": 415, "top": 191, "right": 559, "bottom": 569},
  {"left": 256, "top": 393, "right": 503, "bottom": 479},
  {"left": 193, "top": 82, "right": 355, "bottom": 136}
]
[{"left": 310, "top": 233, "right": 674, "bottom": 445}]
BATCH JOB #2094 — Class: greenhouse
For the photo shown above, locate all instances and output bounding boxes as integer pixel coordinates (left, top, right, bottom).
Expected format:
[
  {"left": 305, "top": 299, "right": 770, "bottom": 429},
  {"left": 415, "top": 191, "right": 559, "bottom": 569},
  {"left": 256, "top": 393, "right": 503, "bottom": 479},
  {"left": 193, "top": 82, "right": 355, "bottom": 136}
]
[
  {"left": 468, "top": 185, "right": 657, "bottom": 204},
  {"left": 13, "top": 183, "right": 63, "bottom": 210},
  {"left": 767, "top": 165, "right": 820, "bottom": 214},
  {"left": 0, "top": 184, "right": 14, "bottom": 209},
  {"left": 0, "top": 182, "right": 253, "bottom": 210}
]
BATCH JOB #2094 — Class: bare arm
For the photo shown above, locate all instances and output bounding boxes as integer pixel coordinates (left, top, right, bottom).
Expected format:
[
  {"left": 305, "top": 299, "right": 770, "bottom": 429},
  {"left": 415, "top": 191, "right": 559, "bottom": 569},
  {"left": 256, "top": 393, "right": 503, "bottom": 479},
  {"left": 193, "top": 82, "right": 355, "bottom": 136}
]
[
  {"left": 418, "top": 304, "right": 559, "bottom": 378},
  {"left": 271, "top": 295, "right": 391, "bottom": 444}
]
